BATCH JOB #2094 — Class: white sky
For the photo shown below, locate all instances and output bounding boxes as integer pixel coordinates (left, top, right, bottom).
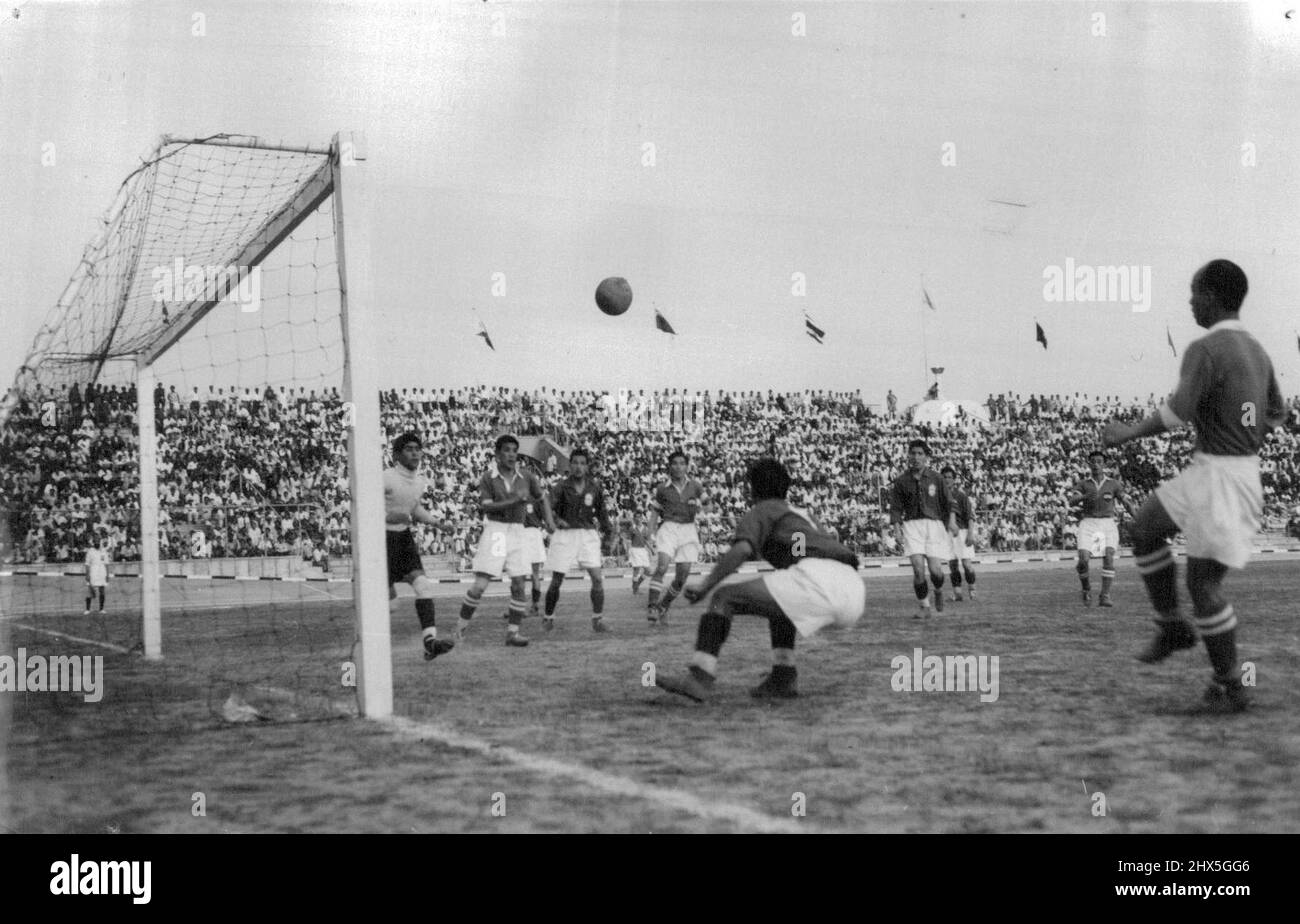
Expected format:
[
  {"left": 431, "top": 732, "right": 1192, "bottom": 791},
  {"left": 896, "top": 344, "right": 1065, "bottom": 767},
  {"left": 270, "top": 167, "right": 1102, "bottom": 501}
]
[{"left": 2, "top": 0, "right": 1298, "bottom": 408}]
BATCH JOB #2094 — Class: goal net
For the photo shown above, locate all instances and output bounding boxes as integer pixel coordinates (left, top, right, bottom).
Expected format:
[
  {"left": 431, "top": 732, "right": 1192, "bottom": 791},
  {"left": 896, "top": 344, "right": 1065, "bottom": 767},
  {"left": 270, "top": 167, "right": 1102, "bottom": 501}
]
[{"left": 0, "top": 134, "right": 391, "bottom": 750}]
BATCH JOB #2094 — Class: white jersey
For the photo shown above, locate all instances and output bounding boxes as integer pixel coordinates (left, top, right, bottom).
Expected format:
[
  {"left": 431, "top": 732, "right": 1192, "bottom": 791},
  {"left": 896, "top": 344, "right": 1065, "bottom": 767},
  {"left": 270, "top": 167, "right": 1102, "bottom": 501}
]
[
  {"left": 85, "top": 548, "right": 109, "bottom": 585},
  {"left": 383, "top": 465, "right": 430, "bottom": 532}
]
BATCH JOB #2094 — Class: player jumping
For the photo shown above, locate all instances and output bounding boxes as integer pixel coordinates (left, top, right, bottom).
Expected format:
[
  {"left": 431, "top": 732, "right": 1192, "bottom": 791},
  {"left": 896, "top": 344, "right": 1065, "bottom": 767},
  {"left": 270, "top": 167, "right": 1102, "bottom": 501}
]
[
  {"left": 646, "top": 450, "right": 708, "bottom": 625},
  {"left": 890, "top": 440, "right": 958, "bottom": 618},
  {"left": 654, "top": 457, "right": 863, "bottom": 701},
  {"left": 542, "top": 448, "right": 614, "bottom": 633},
  {"left": 1066, "top": 450, "right": 1137, "bottom": 607},
  {"left": 1103, "top": 259, "right": 1285, "bottom": 713},
  {"left": 385, "top": 433, "right": 456, "bottom": 661}
]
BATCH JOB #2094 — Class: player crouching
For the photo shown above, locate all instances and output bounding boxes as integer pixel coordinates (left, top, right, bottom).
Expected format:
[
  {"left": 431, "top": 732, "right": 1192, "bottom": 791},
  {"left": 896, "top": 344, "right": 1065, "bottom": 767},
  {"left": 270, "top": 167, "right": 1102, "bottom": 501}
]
[{"left": 654, "top": 458, "right": 864, "bottom": 702}]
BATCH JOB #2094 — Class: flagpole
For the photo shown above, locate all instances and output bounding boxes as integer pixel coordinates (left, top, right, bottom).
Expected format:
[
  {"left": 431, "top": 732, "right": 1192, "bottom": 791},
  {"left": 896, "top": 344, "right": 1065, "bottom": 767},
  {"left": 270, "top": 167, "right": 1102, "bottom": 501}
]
[{"left": 920, "top": 285, "right": 930, "bottom": 396}]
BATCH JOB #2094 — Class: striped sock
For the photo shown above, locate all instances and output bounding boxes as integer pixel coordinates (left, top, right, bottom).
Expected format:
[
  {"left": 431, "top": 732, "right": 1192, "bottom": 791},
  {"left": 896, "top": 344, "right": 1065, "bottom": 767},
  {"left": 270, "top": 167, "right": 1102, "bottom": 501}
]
[
  {"left": 459, "top": 591, "right": 481, "bottom": 621},
  {"left": 1135, "top": 547, "right": 1177, "bottom": 616},
  {"left": 506, "top": 597, "right": 526, "bottom": 629},
  {"left": 1100, "top": 569, "right": 1116, "bottom": 595}
]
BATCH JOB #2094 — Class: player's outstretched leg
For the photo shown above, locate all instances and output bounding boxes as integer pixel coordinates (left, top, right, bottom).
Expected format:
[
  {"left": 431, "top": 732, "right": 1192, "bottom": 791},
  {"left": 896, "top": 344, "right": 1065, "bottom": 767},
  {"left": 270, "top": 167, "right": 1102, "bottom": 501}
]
[
  {"left": 949, "top": 558, "right": 963, "bottom": 601},
  {"left": 458, "top": 576, "right": 490, "bottom": 642},
  {"left": 589, "top": 568, "right": 607, "bottom": 632},
  {"left": 655, "top": 579, "right": 787, "bottom": 702},
  {"left": 543, "top": 572, "right": 564, "bottom": 631},
  {"left": 656, "top": 561, "right": 691, "bottom": 625},
  {"left": 1187, "top": 558, "right": 1248, "bottom": 712},
  {"left": 1130, "top": 495, "right": 1196, "bottom": 663},
  {"left": 910, "top": 556, "right": 930, "bottom": 619},
  {"left": 505, "top": 576, "right": 529, "bottom": 646},
  {"left": 1099, "top": 549, "right": 1116, "bottom": 607},
  {"left": 1076, "top": 550, "right": 1092, "bottom": 605},
  {"left": 409, "top": 573, "right": 454, "bottom": 660}
]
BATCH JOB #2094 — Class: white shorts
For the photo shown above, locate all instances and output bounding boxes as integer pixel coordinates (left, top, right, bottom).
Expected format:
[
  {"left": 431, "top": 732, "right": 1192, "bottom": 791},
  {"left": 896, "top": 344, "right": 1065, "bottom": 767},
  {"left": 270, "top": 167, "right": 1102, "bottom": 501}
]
[
  {"left": 902, "top": 520, "right": 951, "bottom": 559},
  {"left": 523, "top": 526, "right": 547, "bottom": 566},
  {"left": 654, "top": 521, "right": 700, "bottom": 563},
  {"left": 1157, "top": 453, "right": 1262, "bottom": 570},
  {"left": 1077, "top": 518, "right": 1119, "bottom": 556},
  {"left": 763, "top": 558, "right": 866, "bottom": 638},
  {"left": 628, "top": 546, "right": 651, "bottom": 568},
  {"left": 546, "top": 529, "right": 603, "bottom": 573},
  {"left": 471, "top": 520, "right": 529, "bottom": 579},
  {"left": 950, "top": 527, "right": 976, "bottom": 561}
]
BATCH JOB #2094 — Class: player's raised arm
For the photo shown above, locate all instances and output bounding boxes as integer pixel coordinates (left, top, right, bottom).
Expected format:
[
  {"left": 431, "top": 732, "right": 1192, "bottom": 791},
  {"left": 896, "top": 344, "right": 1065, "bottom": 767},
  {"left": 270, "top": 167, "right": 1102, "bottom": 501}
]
[{"left": 1104, "top": 345, "right": 1209, "bottom": 448}]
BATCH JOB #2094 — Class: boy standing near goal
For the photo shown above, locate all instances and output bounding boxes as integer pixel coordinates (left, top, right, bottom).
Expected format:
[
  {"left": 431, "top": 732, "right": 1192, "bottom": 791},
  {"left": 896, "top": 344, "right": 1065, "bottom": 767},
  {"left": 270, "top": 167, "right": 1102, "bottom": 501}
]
[
  {"left": 83, "top": 539, "right": 110, "bottom": 615},
  {"left": 385, "top": 433, "right": 456, "bottom": 661},
  {"left": 1103, "top": 259, "right": 1286, "bottom": 713}
]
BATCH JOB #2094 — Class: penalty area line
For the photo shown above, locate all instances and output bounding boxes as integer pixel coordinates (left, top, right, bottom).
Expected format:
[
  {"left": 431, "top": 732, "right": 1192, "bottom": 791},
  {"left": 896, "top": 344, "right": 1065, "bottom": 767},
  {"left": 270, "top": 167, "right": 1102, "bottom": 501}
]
[
  {"left": 384, "top": 715, "right": 814, "bottom": 833},
  {"left": 9, "top": 622, "right": 133, "bottom": 654}
]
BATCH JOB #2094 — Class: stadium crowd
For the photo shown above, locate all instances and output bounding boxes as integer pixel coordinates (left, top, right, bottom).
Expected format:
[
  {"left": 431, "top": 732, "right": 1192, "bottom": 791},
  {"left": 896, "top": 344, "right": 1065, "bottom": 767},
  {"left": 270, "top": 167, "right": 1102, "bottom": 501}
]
[{"left": 3, "top": 382, "right": 1299, "bottom": 566}]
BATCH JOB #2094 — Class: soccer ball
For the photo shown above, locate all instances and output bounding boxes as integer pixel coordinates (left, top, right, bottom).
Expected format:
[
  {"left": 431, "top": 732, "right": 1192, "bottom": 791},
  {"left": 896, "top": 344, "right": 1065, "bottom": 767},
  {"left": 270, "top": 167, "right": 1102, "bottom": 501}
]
[{"left": 595, "top": 277, "right": 633, "bottom": 316}]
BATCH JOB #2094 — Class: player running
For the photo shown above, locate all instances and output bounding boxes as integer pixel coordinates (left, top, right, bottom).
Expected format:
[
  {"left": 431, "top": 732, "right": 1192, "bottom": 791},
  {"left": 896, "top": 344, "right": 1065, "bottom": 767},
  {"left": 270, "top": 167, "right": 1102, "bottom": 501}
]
[
  {"left": 646, "top": 450, "right": 709, "bottom": 625},
  {"left": 1066, "top": 450, "right": 1137, "bottom": 607},
  {"left": 654, "top": 457, "right": 863, "bottom": 701},
  {"left": 83, "top": 538, "right": 110, "bottom": 615},
  {"left": 890, "top": 440, "right": 958, "bottom": 618},
  {"left": 457, "top": 434, "right": 556, "bottom": 647},
  {"left": 541, "top": 448, "right": 614, "bottom": 633},
  {"left": 940, "top": 466, "right": 978, "bottom": 601},
  {"left": 1103, "top": 259, "right": 1286, "bottom": 713},
  {"left": 385, "top": 432, "right": 457, "bottom": 661}
]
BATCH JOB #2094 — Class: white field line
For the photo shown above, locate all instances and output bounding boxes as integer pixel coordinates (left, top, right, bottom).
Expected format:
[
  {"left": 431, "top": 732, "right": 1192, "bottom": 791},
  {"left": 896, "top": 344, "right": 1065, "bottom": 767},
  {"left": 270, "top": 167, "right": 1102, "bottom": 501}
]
[{"left": 384, "top": 714, "right": 815, "bottom": 834}]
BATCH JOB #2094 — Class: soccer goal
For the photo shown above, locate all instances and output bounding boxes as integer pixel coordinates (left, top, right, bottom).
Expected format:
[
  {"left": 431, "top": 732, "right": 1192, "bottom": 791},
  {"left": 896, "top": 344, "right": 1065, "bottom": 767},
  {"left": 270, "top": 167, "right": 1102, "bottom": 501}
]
[{"left": 0, "top": 133, "right": 393, "bottom": 731}]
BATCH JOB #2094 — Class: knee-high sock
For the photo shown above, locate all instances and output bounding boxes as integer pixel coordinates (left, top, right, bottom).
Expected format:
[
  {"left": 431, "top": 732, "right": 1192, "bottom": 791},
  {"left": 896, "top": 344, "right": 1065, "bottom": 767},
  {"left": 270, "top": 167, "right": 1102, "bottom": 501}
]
[
  {"left": 648, "top": 577, "right": 665, "bottom": 607},
  {"left": 913, "top": 579, "right": 928, "bottom": 600},
  {"left": 659, "top": 577, "right": 684, "bottom": 611},
  {"left": 949, "top": 559, "right": 962, "bottom": 587},
  {"left": 1101, "top": 559, "right": 1115, "bottom": 596},
  {"left": 544, "top": 575, "right": 563, "bottom": 615},
  {"left": 459, "top": 589, "right": 482, "bottom": 622},
  {"left": 1197, "top": 605, "right": 1239, "bottom": 680},
  {"left": 506, "top": 590, "right": 526, "bottom": 630},
  {"left": 1135, "top": 547, "right": 1178, "bottom": 618},
  {"left": 769, "top": 615, "right": 796, "bottom": 665},
  {"left": 590, "top": 582, "right": 604, "bottom": 615},
  {"left": 930, "top": 572, "right": 945, "bottom": 591},
  {"left": 690, "top": 611, "right": 732, "bottom": 676},
  {"left": 963, "top": 565, "right": 976, "bottom": 586},
  {"left": 1076, "top": 559, "right": 1091, "bottom": 592},
  {"left": 415, "top": 597, "right": 436, "bottom": 630}
]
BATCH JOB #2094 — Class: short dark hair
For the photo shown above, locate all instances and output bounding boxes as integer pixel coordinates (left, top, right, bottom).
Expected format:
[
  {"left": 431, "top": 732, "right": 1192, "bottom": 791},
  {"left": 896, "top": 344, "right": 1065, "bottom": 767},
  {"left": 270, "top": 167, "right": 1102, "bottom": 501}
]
[
  {"left": 392, "top": 432, "right": 421, "bottom": 455},
  {"left": 1088, "top": 449, "right": 1106, "bottom": 462},
  {"left": 908, "top": 439, "right": 930, "bottom": 455},
  {"left": 748, "top": 457, "right": 791, "bottom": 501},
  {"left": 569, "top": 447, "right": 590, "bottom": 465},
  {"left": 1197, "top": 259, "right": 1248, "bottom": 313},
  {"left": 668, "top": 450, "right": 688, "bottom": 465},
  {"left": 940, "top": 465, "right": 956, "bottom": 477},
  {"left": 494, "top": 434, "right": 519, "bottom": 453}
]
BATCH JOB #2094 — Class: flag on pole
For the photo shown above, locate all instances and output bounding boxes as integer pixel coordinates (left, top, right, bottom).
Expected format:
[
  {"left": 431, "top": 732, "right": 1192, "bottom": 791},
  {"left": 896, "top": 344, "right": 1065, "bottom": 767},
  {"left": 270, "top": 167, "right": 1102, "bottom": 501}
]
[
  {"left": 654, "top": 310, "right": 676, "bottom": 335},
  {"left": 922, "top": 288, "right": 937, "bottom": 311},
  {"left": 1035, "top": 322, "right": 1048, "bottom": 349},
  {"left": 476, "top": 321, "right": 495, "bottom": 351},
  {"left": 1167, "top": 324, "right": 1177, "bottom": 357},
  {"left": 805, "top": 314, "right": 825, "bottom": 344}
]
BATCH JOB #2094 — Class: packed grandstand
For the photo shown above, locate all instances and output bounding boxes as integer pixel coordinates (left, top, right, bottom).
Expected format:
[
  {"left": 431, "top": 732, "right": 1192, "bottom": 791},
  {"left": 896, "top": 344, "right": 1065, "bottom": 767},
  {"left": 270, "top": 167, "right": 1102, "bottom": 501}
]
[{"left": 3, "top": 383, "right": 1299, "bottom": 567}]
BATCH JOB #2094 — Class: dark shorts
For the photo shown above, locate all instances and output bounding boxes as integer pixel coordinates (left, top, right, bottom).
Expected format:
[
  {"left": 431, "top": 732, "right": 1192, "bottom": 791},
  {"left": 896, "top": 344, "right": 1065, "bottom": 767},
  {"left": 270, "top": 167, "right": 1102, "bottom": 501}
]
[{"left": 387, "top": 529, "right": 424, "bottom": 585}]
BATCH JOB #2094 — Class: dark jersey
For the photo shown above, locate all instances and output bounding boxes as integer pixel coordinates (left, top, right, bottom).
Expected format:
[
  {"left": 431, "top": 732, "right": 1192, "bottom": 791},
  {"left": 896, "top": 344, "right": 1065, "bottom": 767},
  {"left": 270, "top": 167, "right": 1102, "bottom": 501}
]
[
  {"left": 889, "top": 467, "right": 953, "bottom": 523},
  {"left": 650, "top": 479, "right": 705, "bottom": 524},
  {"left": 1072, "top": 477, "right": 1124, "bottom": 519},
  {"left": 1162, "top": 319, "right": 1286, "bottom": 456},
  {"left": 949, "top": 487, "right": 974, "bottom": 530},
  {"left": 550, "top": 477, "right": 612, "bottom": 533},
  {"left": 478, "top": 465, "right": 545, "bottom": 525},
  {"left": 733, "top": 499, "right": 859, "bottom": 570}
]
